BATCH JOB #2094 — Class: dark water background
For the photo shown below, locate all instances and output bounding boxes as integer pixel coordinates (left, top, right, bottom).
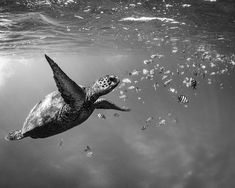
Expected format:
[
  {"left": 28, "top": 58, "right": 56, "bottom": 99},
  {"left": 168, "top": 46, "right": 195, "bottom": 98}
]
[{"left": 0, "top": 0, "right": 235, "bottom": 187}]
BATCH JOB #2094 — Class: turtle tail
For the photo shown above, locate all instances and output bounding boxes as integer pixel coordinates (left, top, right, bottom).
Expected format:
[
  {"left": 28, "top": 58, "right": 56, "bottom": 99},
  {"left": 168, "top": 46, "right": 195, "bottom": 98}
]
[{"left": 5, "top": 129, "right": 24, "bottom": 141}]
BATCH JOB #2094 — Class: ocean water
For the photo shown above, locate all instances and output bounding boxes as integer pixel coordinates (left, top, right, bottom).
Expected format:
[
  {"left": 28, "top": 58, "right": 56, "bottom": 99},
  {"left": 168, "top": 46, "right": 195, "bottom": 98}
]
[{"left": 0, "top": 0, "right": 235, "bottom": 187}]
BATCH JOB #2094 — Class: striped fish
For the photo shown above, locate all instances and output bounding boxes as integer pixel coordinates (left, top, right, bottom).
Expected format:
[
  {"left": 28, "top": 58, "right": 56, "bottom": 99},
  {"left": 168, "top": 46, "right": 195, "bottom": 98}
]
[{"left": 178, "top": 95, "right": 189, "bottom": 104}]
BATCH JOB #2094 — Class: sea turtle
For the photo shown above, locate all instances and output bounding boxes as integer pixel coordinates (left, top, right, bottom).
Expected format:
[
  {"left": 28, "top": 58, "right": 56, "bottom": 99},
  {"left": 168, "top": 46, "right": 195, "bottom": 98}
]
[{"left": 5, "top": 54, "right": 130, "bottom": 141}]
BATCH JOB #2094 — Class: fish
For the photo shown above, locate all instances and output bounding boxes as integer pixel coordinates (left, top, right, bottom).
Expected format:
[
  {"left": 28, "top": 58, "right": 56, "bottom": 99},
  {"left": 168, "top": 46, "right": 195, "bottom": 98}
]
[
  {"left": 146, "top": 116, "right": 153, "bottom": 123},
  {"left": 84, "top": 145, "right": 93, "bottom": 157},
  {"left": 141, "top": 125, "right": 148, "bottom": 130},
  {"left": 178, "top": 95, "right": 189, "bottom": 104},
  {"left": 158, "top": 119, "right": 166, "bottom": 126},
  {"left": 58, "top": 138, "right": 63, "bottom": 147},
  {"left": 84, "top": 145, "right": 91, "bottom": 152},
  {"left": 113, "top": 113, "right": 120, "bottom": 117},
  {"left": 190, "top": 78, "right": 197, "bottom": 89},
  {"left": 97, "top": 113, "right": 106, "bottom": 119},
  {"left": 122, "top": 78, "right": 132, "bottom": 83},
  {"left": 163, "top": 79, "right": 172, "bottom": 87}
]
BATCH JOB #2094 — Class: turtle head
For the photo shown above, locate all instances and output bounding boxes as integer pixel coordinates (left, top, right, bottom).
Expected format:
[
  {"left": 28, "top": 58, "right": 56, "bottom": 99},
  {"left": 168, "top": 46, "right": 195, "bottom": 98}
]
[{"left": 90, "top": 75, "right": 120, "bottom": 99}]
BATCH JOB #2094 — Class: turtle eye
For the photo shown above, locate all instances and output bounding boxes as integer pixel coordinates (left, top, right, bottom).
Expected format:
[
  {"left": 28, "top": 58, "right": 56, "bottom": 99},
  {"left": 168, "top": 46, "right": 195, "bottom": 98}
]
[{"left": 109, "top": 77, "right": 116, "bottom": 82}]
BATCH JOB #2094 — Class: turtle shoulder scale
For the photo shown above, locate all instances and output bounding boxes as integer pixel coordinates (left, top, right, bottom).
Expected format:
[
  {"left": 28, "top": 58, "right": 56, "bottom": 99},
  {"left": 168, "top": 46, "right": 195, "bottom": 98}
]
[{"left": 22, "top": 91, "right": 65, "bottom": 133}]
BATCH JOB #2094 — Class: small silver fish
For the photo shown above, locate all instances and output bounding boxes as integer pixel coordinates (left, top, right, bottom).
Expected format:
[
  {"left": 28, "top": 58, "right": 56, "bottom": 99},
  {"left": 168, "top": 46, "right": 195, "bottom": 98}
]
[{"left": 97, "top": 113, "right": 106, "bottom": 119}]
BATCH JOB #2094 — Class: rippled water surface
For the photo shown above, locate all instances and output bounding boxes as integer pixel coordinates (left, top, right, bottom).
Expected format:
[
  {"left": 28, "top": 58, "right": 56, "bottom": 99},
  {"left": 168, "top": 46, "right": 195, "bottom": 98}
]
[{"left": 1, "top": 0, "right": 235, "bottom": 187}]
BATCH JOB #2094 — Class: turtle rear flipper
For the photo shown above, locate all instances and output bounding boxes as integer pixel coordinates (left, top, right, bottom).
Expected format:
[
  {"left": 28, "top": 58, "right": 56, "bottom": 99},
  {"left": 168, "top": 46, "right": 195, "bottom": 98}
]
[{"left": 5, "top": 129, "right": 24, "bottom": 141}]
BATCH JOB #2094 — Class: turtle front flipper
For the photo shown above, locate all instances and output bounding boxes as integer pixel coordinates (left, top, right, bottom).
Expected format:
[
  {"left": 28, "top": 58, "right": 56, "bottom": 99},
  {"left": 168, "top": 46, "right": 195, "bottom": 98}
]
[
  {"left": 94, "top": 98, "right": 130, "bottom": 111},
  {"left": 45, "top": 54, "right": 86, "bottom": 108}
]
